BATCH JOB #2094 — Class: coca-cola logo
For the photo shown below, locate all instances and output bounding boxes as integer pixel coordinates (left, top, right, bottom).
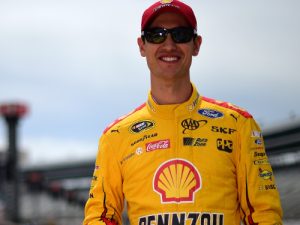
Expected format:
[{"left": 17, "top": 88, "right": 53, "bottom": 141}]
[{"left": 146, "top": 139, "right": 170, "bottom": 152}]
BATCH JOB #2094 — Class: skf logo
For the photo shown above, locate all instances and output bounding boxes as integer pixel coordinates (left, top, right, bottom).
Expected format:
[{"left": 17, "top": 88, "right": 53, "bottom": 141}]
[
  {"left": 259, "top": 168, "right": 273, "bottom": 181},
  {"left": 216, "top": 139, "right": 233, "bottom": 153},
  {"left": 181, "top": 118, "right": 207, "bottom": 134},
  {"left": 153, "top": 159, "right": 201, "bottom": 203},
  {"left": 211, "top": 126, "right": 236, "bottom": 134},
  {"left": 130, "top": 120, "right": 155, "bottom": 133}
]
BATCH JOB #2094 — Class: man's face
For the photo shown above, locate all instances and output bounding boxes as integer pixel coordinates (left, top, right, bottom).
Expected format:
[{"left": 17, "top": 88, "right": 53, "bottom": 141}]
[{"left": 138, "top": 12, "right": 201, "bottom": 82}]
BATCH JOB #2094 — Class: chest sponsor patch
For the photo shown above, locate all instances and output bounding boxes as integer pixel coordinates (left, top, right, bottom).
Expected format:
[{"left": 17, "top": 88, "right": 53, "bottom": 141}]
[
  {"left": 259, "top": 184, "right": 277, "bottom": 191},
  {"left": 136, "top": 147, "right": 143, "bottom": 155},
  {"left": 130, "top": 120, "right": 155, "bottom": 133},
  {"left": 153, "top": 159, "right": 201, "bottom": 203},
  {"left": 120, "top": 152, "right": 135, "bottom": 164},
  {"left": 211, "top": 126, "right": 236, "bottom": 134},
  {"left": 183, "top": 137, "right": 208, "bottom": 147},
  {"left": 131, "top": 133, "right": 158, "bottom": 146},
  {"left": 181, "top": 118, "right": 207, "bottom": 134},
  {"left": 251, "top": 130, "right": 262, "bottom": 138},
  {"left": 254, "top": 151, "right": 266, "bottom": 157},
  {"left": 259, "top": 168, "right": 273, "bottom": 181},
  {"left": 146, "top": 139, "right": 170, "bottom": 152},
  {"left": 138, "top": 212, "right": 224, "bottom": 225},
  {"left": 198, "top": 108, "right": 224, "bottom": 119},
  {"left": 255, "top": 139, "right": 263, "bottom": 145},
  {"left": 253, "top": 158, "right": 269, "bottom": 165},
  {"left": 216, "top": 139, "right": 233, "bottom": 153}
]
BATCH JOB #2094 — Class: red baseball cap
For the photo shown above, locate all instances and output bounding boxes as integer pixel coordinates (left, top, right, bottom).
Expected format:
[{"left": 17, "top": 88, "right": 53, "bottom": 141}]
[{"left": 141, "top": 0, "right": 197, "bottom": 31}]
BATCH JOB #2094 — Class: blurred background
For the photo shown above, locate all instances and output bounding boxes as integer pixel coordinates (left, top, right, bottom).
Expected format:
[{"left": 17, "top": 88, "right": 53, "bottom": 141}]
[{"left": 0, "top": 0, "right": 299, "bottom": 224}]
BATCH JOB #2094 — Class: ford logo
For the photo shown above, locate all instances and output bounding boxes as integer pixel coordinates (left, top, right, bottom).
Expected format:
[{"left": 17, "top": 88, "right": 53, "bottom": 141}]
[
  {"left": 255, "top": 139, "right": 263, "bottom": 145},
  {"left": 198, "top": 109, "right": 224, "bottom": 119}
]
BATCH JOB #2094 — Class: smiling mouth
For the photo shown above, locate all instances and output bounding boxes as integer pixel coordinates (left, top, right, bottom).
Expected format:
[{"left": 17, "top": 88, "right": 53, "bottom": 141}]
[{"left": 160, "top": 56, "right": 180, "bottom": 62}]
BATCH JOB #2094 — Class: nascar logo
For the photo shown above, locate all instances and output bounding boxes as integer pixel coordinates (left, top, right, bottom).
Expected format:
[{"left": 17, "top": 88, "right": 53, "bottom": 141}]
[{"left": 130, "top": 120, "right": 155, "bottom": 133}]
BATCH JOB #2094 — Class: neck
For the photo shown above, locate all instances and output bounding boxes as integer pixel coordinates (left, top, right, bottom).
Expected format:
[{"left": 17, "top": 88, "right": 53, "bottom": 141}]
[{"left": 150, "top": 78, "right": 193, "bottom": 105}]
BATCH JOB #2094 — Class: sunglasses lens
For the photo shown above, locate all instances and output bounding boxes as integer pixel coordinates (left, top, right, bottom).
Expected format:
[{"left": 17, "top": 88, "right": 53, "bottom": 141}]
[
  {"left": 172, "top": 27, "right": 194, "bottom": 43},
  {"left": 144, "top": 28, "right": 167, "bottom": 44},
  {"left": 143, "top": 27, "right": 195, "bottom": 44}
]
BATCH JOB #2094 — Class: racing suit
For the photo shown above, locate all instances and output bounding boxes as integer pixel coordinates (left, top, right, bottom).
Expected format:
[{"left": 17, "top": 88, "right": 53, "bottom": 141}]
[{"left": 84, "top": 84, "right": 283, "bottom": 225}]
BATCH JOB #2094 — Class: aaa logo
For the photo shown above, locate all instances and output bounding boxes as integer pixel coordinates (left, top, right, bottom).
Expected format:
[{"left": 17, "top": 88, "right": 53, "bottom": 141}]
[{"left": 181, "top": 118, "right": 207, "bottom": 134}]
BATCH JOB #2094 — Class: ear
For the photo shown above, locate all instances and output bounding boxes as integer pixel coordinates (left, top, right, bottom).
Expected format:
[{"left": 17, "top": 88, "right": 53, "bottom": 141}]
[
  {"left": 192, "top": 35, "right": 202, "bottom": 56},
  {"left": 137, "top": 37, "right": 146, "bottom": 57}
]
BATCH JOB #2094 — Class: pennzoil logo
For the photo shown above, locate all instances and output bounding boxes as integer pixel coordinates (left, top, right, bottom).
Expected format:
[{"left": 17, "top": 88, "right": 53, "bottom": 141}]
[
  {"left": 130, "top": 120, "right": 155, "bottom": 133},
  {"left": 138, "top": 212, "right": 224, "bottom": 225},
  {"left": 153, "top": 159, "right": 201, "bottom": 203},
  {"left": 181, "top": 118, "right": 207, "bottom": 134}
]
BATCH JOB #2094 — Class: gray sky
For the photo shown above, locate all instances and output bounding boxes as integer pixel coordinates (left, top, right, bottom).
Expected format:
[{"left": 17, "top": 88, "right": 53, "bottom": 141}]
[{"left": 0, "top": 0, "right": 299, "bottom": 165}]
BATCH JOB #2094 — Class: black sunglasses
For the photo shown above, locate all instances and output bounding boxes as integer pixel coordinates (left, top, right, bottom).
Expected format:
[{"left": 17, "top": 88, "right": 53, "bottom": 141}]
[{"left": 142, "top": 27, "right": 197, "bottom": 44}]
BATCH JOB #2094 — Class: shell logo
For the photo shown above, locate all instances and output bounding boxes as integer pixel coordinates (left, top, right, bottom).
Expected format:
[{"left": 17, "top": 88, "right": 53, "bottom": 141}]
[
  {"left": 153, "top": 159, "right": 201, "bottom": 203},
  {"left": 160, "top": 0, "right": 173, "bottom": 4}
]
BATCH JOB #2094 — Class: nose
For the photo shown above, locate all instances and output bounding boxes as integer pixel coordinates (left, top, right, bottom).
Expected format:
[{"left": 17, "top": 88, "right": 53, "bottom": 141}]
[{"left": 161, "top": 33, "right": 177, "bottom": 50}]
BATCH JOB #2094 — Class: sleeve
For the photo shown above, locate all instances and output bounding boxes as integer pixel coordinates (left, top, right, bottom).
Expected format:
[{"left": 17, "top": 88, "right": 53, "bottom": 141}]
[
  {"left": 83, "top": 134, "right": 124, "bottom": 225},
  {"left": 236, "top": 117, "right": 283, "bottom": 225}
]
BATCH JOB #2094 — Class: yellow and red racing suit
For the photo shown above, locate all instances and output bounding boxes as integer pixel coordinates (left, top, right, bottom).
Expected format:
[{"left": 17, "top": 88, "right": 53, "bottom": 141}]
[{"left": 84, "top": 84, "right": 283, "bottom": 225}]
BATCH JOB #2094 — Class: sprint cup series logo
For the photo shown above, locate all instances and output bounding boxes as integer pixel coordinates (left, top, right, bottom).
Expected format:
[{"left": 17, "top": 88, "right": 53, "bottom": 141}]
[
  {"left": 153, "top": 159, "right": 201, "bottom": 203},
  {"left": 130, "top": 120, "right": 155, "bottom": 133}
]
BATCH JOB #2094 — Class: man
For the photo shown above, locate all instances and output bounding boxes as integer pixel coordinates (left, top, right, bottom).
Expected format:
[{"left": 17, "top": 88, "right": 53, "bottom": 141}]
[{"left": 83, "top": 1, "right": 283, "bottom": 225}]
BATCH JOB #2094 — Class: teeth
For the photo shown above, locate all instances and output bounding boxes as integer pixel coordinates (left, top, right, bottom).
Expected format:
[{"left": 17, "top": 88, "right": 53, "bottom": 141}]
[{"left": 162, "top": 57, "right": 178, "bottom": 62}]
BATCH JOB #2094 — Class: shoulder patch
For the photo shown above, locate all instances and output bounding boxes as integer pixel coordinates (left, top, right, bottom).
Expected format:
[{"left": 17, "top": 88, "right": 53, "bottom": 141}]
[
  {"left": 103, "top": 103, "right": 146, "bottom": 134},
  {"left": 202, "top": 96, "right": 252, "bottom": 118}
]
